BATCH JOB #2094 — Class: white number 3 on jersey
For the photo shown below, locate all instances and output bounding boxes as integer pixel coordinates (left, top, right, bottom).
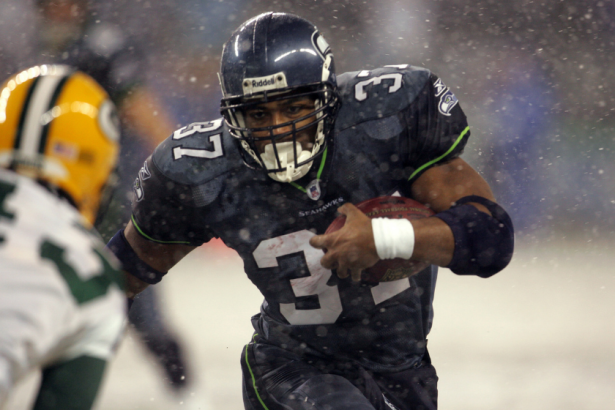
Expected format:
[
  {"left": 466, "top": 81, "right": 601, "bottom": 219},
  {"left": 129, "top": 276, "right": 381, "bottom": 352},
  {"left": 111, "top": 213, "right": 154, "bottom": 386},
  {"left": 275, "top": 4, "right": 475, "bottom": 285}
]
[{"left": 172, "top": 119, "right": 224, "bottom": 160}]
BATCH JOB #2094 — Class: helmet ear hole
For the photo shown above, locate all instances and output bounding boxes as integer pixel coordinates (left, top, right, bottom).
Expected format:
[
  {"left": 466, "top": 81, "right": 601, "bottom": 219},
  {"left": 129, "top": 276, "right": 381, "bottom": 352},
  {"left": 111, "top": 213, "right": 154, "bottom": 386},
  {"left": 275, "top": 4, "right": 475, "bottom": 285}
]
[{"left": 219, "top": 12, "right": 341, "bottom": 182}]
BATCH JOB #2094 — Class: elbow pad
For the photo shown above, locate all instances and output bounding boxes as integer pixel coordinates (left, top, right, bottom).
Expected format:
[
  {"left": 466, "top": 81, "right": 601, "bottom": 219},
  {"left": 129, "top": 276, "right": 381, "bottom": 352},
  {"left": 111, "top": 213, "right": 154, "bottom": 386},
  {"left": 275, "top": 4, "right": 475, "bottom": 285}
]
[{"left": 434, "top": 195, "right": 514, "bottom": 277}]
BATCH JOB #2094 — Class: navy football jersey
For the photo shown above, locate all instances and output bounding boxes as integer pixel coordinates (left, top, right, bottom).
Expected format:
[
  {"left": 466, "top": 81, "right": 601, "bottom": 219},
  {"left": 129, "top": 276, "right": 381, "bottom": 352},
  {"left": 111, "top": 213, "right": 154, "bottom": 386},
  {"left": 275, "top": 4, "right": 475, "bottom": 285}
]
[{"left": 131, "top": 65, "right": 470, "bottom": 370}]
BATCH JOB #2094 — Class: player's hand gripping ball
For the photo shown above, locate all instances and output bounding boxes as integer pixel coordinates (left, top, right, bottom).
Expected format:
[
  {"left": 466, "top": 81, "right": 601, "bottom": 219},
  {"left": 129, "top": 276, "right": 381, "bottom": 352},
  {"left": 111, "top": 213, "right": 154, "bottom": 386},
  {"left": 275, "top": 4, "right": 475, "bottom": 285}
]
[{"left": 325, "top": 196, "right": 435, "bottom": 283}]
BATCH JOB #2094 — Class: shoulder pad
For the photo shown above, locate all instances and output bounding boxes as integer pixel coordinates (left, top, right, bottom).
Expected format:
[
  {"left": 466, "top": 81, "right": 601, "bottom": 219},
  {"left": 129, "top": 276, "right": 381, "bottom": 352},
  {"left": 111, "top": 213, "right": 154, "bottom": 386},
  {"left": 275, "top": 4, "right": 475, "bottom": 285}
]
[
  {"left": 152, "top": 118, "right": 243, "bottom": 186},
  {"left": 335, "top": 65, "right": 431, "bottom": 130}
]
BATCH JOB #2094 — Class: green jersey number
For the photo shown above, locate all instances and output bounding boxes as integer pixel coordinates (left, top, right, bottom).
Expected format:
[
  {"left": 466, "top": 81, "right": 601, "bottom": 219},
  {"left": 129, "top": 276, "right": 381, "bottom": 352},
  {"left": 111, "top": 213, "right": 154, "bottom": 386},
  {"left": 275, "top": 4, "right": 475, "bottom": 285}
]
[
  {"left": 0, "top": 179, "right": 123, "bottom": 304},
  {"left": 0, "top": 180, "right": 16, "bottom": 244},
  {"left": 40, "top": 241, "right": 124, "bottom": 305}
]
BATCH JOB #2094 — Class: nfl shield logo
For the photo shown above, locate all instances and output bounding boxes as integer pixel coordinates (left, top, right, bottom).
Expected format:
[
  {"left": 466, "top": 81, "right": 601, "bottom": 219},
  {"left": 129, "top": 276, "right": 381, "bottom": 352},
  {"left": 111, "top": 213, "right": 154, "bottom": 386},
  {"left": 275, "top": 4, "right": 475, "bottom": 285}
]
[{"left": 307, "top": 179, "right": 321, "bottom": 201}]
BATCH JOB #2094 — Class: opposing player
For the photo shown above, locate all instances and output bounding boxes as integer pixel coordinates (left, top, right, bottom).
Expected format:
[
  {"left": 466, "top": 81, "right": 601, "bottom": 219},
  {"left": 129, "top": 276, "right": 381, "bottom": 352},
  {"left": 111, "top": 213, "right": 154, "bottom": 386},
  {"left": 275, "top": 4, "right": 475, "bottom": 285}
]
[
  {"left": 0, "top": 66, "right": 125, "bottom": 409},
  {"left": 30, "top": 0, "right": 193, "bottom": 391},
  {"left": 108, "top": 12, "right": 515, "bottom": 410}
]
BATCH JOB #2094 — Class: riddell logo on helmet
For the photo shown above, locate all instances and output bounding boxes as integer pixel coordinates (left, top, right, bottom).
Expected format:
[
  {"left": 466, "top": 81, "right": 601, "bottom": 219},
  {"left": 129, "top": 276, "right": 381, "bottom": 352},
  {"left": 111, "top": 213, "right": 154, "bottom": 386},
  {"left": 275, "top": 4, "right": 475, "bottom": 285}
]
[
  {"left": 243, "top": 72, "right": 288, "bottom": 95},
  {"left": 252, "top": 77, "right": 275, "bottom": 88}
]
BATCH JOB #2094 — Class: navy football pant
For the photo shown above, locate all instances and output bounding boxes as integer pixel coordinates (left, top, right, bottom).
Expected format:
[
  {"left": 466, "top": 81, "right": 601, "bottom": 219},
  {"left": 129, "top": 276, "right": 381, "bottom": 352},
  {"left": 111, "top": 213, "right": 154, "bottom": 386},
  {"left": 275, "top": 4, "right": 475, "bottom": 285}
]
[{"left": 241, "top": 341, "right": 438, "bottom": 410}]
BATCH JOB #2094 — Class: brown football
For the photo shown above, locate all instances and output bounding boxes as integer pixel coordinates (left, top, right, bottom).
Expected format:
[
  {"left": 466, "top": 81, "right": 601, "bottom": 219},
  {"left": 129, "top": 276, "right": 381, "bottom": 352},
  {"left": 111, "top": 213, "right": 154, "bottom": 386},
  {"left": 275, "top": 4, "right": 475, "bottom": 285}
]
[{"left": 325, "top": 196, "right": 435, "bottom": 283}]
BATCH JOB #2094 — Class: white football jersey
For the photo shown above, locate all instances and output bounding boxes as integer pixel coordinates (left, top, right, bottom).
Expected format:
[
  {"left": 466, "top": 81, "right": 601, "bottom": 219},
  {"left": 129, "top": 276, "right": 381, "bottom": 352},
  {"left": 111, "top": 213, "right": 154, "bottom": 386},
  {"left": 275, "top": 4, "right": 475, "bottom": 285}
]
[{"left": 0, "top": 169, "right": 126, "bottom": 407}]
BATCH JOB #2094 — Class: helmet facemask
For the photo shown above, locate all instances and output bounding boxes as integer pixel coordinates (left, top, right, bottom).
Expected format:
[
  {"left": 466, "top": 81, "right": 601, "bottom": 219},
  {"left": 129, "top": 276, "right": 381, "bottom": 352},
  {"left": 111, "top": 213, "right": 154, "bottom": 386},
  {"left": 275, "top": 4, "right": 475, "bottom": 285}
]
[{"left": 222, "top": 84, "right": 338, "bottom": 183}]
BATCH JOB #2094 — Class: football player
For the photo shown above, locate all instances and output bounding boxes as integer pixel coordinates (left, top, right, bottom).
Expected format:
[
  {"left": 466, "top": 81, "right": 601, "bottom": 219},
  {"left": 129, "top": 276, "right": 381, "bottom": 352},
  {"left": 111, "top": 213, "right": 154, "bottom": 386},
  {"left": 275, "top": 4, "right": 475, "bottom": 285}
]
[
  {"left": 107, "top": 12, "right": 515, "bottom": 410},
  {"left": 30, "top": 0, "right": 193, "bottom": 392},
  {"left": 0, "top": 66, "right": 125, "bottom": 409}
]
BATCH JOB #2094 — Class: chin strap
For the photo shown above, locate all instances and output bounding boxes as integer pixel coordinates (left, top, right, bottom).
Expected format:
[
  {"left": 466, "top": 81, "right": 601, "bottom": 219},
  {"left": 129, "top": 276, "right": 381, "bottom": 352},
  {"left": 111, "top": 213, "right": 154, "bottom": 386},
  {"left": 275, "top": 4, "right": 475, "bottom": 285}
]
[{"left": 261, "top": 141, "right": 316, "bottom": 183}]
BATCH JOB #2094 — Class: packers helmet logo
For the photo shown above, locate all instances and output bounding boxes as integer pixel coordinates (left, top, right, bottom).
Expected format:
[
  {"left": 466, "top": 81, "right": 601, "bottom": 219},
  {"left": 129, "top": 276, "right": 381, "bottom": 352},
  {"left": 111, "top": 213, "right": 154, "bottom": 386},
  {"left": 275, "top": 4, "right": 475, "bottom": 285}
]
[{"left": 98, "top": 100, "right": 120, "bottom": 142}]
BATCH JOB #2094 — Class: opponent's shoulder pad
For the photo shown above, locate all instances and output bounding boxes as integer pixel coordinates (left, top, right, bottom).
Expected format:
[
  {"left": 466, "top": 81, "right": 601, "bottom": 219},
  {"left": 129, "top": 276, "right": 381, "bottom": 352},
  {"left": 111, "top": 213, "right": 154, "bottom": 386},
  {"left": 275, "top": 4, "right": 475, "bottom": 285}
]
[
  {"left": 151, "top": 118, "right": 243, "bottom": 186},
  {"left": 335, "top": 65, "right": 431, "bottom": 130}
]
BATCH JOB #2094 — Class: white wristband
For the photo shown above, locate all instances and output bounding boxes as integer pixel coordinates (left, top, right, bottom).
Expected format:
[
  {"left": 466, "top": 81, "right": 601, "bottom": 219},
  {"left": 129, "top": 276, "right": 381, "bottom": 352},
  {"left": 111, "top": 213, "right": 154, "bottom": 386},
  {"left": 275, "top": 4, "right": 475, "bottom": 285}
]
[{"left": 372, "top": 218, "right": 416, "bottom": 260}]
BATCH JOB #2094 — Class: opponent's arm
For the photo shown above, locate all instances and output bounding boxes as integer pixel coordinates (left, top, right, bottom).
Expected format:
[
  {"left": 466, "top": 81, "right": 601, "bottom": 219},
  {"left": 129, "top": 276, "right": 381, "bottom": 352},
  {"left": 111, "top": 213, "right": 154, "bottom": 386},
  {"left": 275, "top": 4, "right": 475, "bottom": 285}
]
[{"left": 108, "top": 220, "right": 196, "bottom": 299}]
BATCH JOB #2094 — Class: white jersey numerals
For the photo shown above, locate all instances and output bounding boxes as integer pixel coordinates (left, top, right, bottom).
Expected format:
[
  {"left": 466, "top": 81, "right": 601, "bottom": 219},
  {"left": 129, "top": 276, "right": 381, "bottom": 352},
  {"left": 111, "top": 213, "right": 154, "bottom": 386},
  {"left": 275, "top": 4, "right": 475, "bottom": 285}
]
[
  {"left": 253, "top": 229, "right": 412, "bottom": 326},
  {"left": 354, "top": 66, "right": 406, "bottom": 102},
  {"left": 40, "top": 239, "right": 122, "bottom": 305},
  {"left": 254, "top": 230, "right": 342, "bottom": 325},
  {"left": 173, "top": 134, "right": 223, "bottom": 160},
  {"left": 0, "top": 180, "right": 16, "bottom": 245},
  {"left": 172, "top": 119, "right": 224, "bottom": 160},
  {"left": 173, "top": 119, "right": 223, "bottom": 140}
]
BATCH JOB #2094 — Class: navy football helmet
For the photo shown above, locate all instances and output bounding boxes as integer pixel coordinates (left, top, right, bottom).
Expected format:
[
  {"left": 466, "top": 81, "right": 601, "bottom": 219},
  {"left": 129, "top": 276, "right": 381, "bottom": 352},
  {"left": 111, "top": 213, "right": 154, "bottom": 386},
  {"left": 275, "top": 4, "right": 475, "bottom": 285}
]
[{"left": 219, "top": 12, "right": 340, "bottom": 182}]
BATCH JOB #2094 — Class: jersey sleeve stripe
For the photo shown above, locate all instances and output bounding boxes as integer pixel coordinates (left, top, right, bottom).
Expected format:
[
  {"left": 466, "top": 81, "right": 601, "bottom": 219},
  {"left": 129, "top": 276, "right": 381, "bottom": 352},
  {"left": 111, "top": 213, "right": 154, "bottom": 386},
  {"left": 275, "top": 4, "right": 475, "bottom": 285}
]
[
  {"left": 131, "top": 215, "right": 192, "bottom": 245},
  {"left": 316, "top": 147, "right": 328, "bottom": 177},
  {"left": 407, "top": 125, "right": 470, "bottom": 181}
]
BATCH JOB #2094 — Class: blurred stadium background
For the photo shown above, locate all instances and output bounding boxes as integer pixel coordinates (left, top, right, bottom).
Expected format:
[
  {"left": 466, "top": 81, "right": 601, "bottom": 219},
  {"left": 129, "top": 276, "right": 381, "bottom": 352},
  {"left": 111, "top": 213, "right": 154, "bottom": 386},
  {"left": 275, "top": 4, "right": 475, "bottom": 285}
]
[{"left": 1, "top": 0, "right": 614, "bottom": 409}]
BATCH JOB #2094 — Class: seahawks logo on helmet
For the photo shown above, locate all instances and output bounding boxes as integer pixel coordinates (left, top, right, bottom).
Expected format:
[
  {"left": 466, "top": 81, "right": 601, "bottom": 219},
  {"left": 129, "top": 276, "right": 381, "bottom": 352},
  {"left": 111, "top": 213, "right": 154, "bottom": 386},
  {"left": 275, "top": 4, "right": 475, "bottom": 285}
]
[{"left": 311, "top": 31, "right": 331, "bottom": 61}]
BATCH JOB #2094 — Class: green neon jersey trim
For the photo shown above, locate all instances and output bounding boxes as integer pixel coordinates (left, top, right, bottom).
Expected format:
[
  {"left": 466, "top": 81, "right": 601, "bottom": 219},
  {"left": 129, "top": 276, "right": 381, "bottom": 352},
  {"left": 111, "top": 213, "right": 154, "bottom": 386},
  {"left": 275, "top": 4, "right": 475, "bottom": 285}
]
[
  {"left": 408, "top": 126, "right": 470, "bottom": 181},
  {"left": 290, "top": 182, "right": 306, "bottom": 192},
  {"left": 245, "top": 344, "right": 270, "bottom": 410},
  {"left": 317, "top": 147, "right": 328, "bottom": 178},
  {"left": 290, "top": 147, "right": 328, "bottom": 193},
  {"left": 131, "top": 215, "right": 192, "bottom": 245}
]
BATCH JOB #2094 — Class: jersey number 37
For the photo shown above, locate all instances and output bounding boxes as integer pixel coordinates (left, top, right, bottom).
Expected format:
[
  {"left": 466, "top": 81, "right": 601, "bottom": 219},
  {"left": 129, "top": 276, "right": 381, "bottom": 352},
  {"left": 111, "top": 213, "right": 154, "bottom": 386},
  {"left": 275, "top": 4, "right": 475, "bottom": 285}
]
[{"left": 253, "top": 230, "right": 413, "bottom": 325}]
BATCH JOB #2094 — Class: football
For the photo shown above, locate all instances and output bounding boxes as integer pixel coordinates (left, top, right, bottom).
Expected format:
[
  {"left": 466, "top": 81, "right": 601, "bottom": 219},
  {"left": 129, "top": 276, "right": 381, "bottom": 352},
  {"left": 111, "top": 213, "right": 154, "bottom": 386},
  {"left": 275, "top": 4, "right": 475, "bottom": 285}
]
[{"left": 325, "top": 196, "right": 435, "bottom": 283}]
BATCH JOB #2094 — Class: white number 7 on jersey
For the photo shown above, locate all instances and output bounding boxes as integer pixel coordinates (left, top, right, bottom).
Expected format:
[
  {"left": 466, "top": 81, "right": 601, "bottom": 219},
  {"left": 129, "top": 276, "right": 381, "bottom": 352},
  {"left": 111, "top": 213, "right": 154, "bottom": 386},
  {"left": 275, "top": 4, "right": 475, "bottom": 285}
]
[
  {"left": 172, "top": 119, "right": 224, "bottom": 160},
  {"left": 173, "top": 134, "right": 223, "bottom": 160}
]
